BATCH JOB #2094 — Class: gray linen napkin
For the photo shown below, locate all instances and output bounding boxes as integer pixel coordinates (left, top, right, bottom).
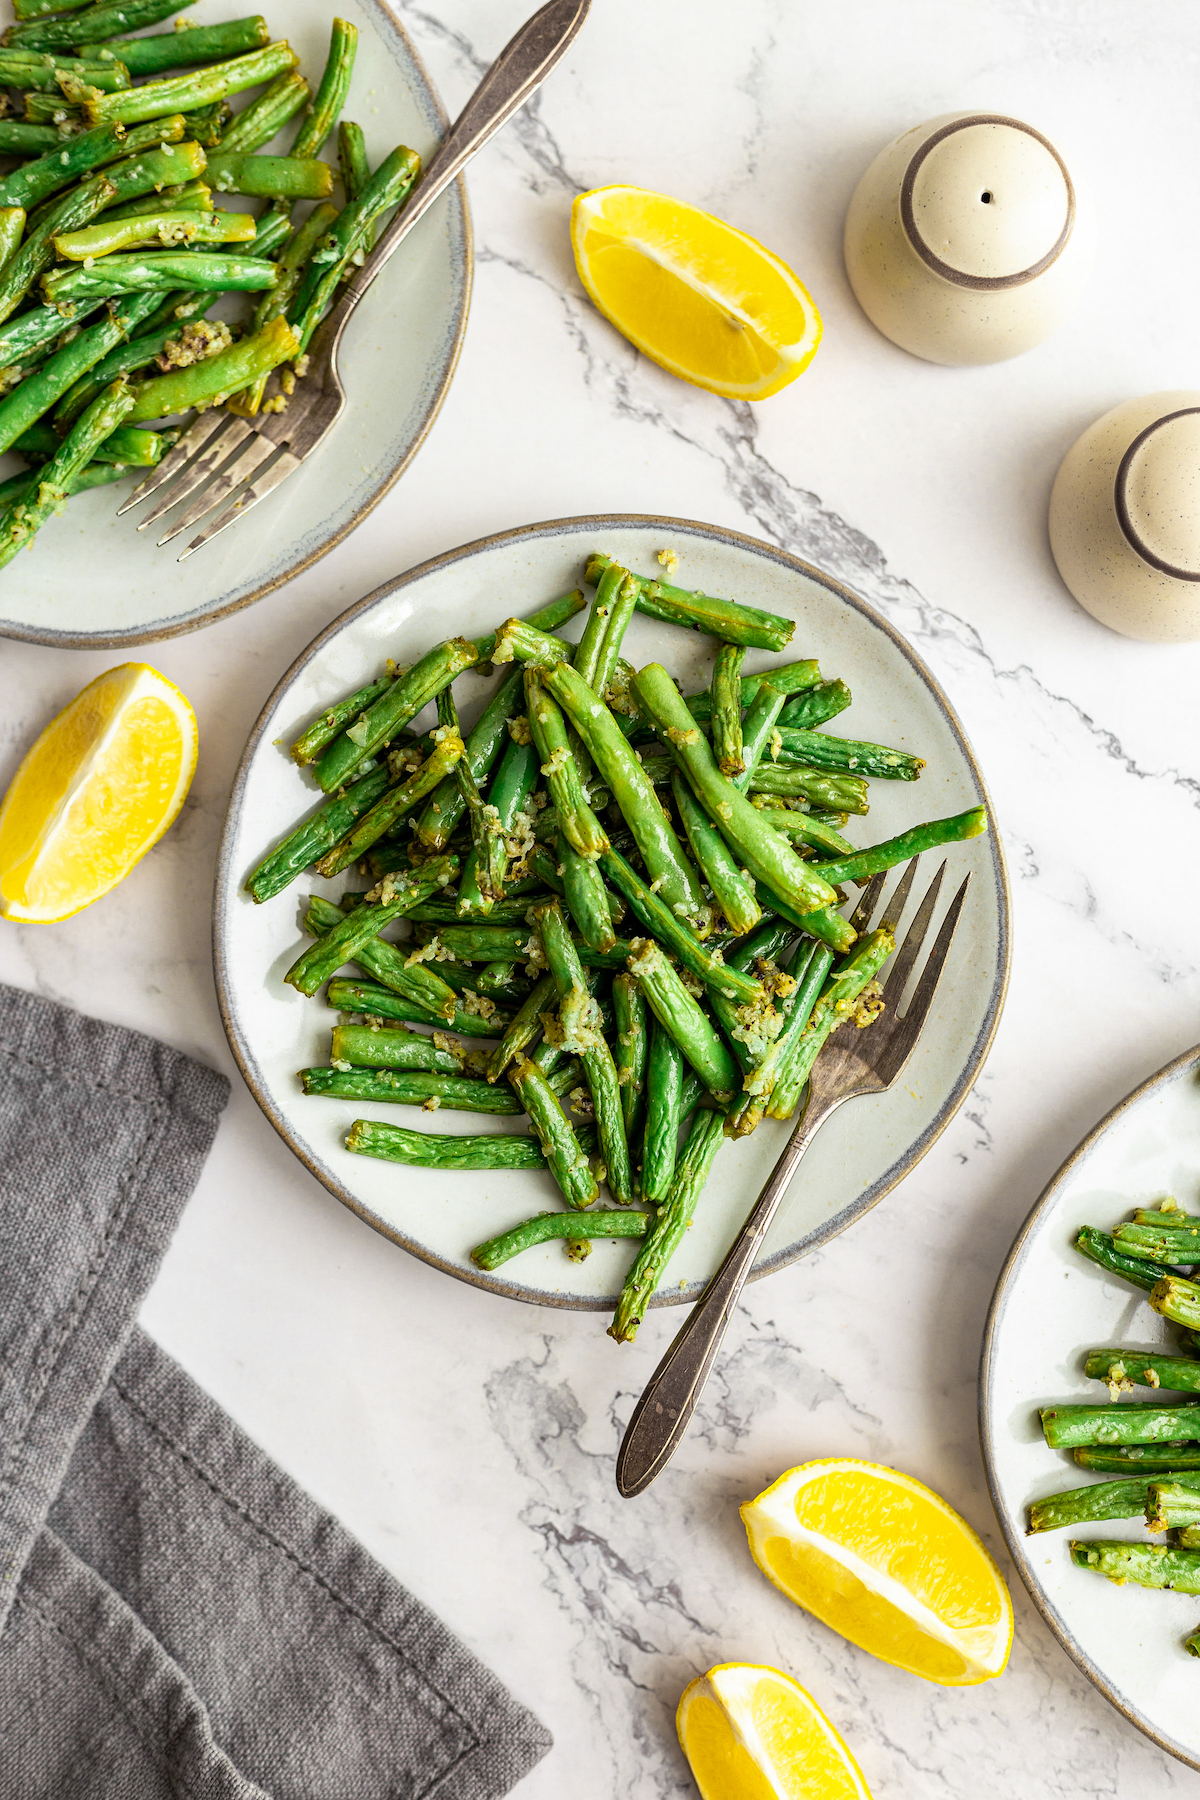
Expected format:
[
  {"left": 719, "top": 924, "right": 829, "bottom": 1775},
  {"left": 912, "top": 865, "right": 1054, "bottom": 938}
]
[{"left": 0, "top": 982, "right": 551, "bottom": 1799}]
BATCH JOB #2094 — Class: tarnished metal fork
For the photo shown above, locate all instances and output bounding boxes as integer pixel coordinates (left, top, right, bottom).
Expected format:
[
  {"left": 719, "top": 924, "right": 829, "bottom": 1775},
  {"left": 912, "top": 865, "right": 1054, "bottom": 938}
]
[
  {"left": 616, "top": 857, "right": 972, "bottom": 1499},
  {"left": 117, "top": 0, "right": 591, "bottom": 558}
]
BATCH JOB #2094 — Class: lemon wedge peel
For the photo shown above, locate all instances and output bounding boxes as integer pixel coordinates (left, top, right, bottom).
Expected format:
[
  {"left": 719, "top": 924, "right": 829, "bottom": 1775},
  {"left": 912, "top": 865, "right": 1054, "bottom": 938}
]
[
  {"left": 741, "top": 1459, "right": 1013, "bottom": 1688},
  {"left": 0, "top": 662, "right": 197, "bottom": 924},
  {"left": 677, "top": 1662, "right": 872, "bottom": 1800},
  {"left": 571, "top": 185, "right": 822, "bottom": 401}
]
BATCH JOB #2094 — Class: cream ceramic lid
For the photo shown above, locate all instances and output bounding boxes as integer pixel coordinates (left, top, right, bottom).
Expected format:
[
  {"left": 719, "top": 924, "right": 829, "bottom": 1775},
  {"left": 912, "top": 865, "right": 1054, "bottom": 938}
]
[
  {"left": 1114, "top": 408, "right": 1200, "bottom": 580},
  {"left": 901, "top": 115, "right": 1074, "bottom": 289}
]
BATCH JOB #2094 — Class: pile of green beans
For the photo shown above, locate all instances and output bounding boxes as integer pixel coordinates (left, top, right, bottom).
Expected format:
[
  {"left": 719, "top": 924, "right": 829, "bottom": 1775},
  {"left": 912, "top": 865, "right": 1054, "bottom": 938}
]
[
  {"left": 0, "top": 7, "right": 417, "bottom": 570},
  {"left": 1028, "top": 1200, "right": 1200, "bottom": 1657},
  {"left": 248, "top": 555, "right": 990, "bottom": 1340}
]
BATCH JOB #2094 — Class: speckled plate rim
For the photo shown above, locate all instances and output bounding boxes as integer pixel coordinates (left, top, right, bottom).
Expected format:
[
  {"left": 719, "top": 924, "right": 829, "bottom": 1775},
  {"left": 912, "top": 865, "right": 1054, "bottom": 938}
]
[
  {"left": 0, "top": 0, "right": 472, "bottom": 653},
  {"left": 978, "top": 1041, "right": 1200, "bottom": 1773},
  {"left": 213, "top": 511, "right": 1012, "bottom": 1309}
]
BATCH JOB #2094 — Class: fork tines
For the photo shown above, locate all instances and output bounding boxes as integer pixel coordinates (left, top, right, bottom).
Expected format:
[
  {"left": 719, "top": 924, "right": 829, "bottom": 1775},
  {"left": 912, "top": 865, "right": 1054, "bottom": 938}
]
[
  {"left": 118, "top": 410, "right": 300, "bottom": 558},
  {"left": 850, "top": 856, "right": 971, "bottom": 1026}
]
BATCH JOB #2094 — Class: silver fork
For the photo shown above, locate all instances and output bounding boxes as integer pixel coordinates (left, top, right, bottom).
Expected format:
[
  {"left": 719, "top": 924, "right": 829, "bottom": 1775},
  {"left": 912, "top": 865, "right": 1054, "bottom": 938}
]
[
  {"left": 118, "top": 0, "right": 591, "bottom": 558},
  {"left": 615, "top": 858, "right": 972, "bottom": 1499}
]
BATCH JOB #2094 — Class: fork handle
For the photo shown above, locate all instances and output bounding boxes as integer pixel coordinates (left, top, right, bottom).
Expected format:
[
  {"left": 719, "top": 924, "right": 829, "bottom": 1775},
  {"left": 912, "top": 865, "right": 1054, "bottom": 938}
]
[
  {"left": 329, "top": 0, "right": 590, "bottom": 342},
  {"left": 615, "top": 1091, "right": 845, "bottom": 1499}
]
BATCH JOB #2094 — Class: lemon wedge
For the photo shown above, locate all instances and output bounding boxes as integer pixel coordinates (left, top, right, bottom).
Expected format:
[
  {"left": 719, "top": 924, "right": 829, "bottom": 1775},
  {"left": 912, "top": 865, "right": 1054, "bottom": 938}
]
[
  {"left": 571, "top": 185, "right": 822, "bottom": 400},
  {"left": 741, "top": 1459, "right": 1013, "bottom": 1686},
  {"left": 677, "top": 1662, "right": 872, "bottom": 1800},
  {"left": 0, "top": 662, "right": 197, "bottom": 923}
]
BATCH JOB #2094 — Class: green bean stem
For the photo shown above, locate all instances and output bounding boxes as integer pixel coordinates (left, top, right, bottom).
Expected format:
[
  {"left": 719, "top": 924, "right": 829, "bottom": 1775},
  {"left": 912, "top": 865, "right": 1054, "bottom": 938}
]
[
  {"left": 610, "top": 1108, "right": 726, "bottom": 1342},
  {"left": 626, "top": 937, "right": 739, "bottom": 1103},
  {"left": 586, "top": 552, "right": 794, "bottom": 652},
  {"left": 1040, "top": 1402, "right": 1200, "bottom": 1449},
  {"left": 507, "top": 1053, "right": 599, "bottom": 1211}
]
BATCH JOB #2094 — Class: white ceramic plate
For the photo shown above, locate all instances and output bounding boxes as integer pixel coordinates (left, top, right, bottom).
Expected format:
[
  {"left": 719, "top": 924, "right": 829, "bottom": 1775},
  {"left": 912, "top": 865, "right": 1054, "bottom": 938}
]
[
  {"left": 0, "top": 0, "right": 470, "bottom": 649},
  {"left": 214, "top": 514, "right": 1010, "bottom": 1309},
  {"left": 980, "top": 1045, "right": 1200, "bottom": 1771}
]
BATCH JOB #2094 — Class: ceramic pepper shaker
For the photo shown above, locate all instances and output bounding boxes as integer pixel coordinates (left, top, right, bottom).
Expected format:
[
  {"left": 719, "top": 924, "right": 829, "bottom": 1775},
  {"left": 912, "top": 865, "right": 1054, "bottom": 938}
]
[
  {"left": 844, "top": 110, "right": 1088, "bottom": 365},
  {"left": 1050, "top": 392, "right": 1200, "bottom": 641}
]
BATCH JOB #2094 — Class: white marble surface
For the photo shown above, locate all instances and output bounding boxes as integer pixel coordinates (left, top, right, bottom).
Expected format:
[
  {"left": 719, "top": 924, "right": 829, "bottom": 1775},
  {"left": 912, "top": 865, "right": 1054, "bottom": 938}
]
[{"left": 3, "top": 0, "right": 1200, "bottom": 1792}]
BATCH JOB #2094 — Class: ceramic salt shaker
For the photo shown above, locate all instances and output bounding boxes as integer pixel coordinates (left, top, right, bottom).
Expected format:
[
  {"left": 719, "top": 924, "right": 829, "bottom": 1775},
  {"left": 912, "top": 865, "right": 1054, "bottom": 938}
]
[
  {"left": 1049, "top": 392, "right": 1200, "bottom": 641},
  {"left": 844, "top": 110, "right": 1087, "bottom": 365}
]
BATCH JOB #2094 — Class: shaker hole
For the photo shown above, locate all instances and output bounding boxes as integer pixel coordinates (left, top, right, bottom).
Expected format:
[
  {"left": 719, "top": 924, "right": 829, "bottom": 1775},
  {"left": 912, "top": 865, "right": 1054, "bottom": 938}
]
[{"left": 980, "top": 190, "right": 993, "bottom": 204}]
